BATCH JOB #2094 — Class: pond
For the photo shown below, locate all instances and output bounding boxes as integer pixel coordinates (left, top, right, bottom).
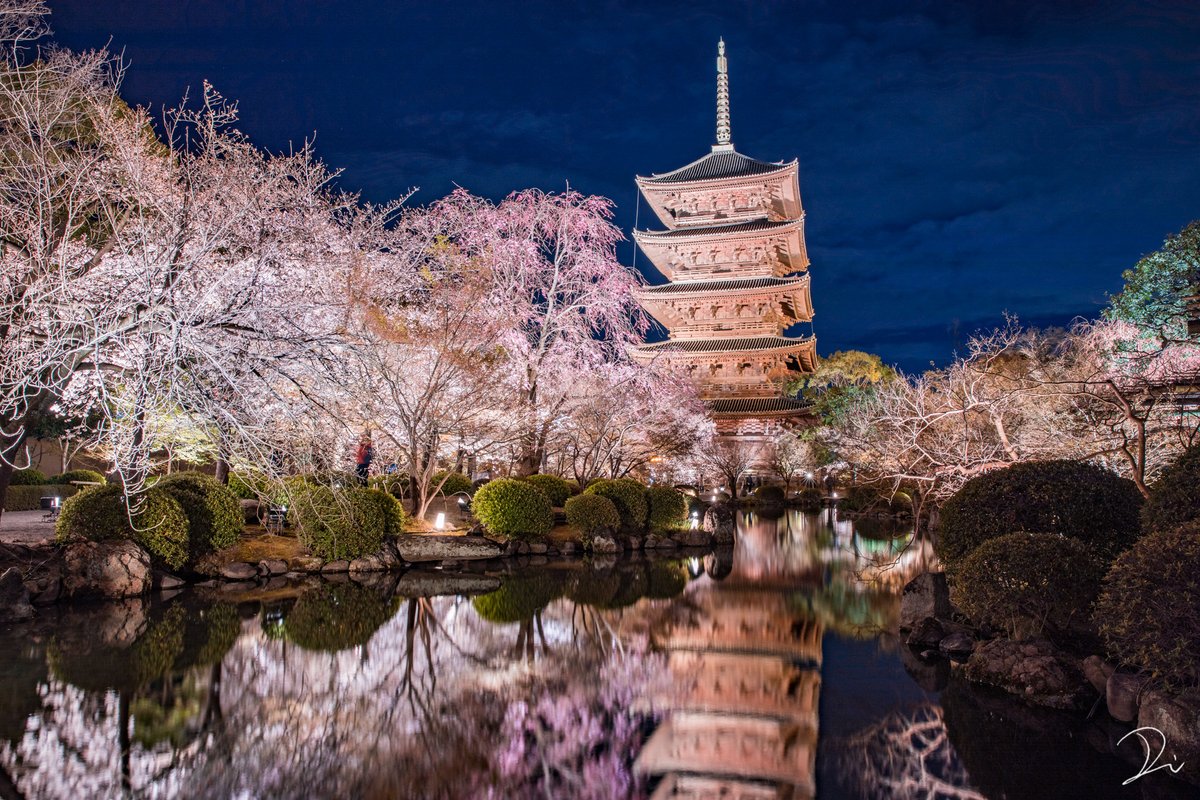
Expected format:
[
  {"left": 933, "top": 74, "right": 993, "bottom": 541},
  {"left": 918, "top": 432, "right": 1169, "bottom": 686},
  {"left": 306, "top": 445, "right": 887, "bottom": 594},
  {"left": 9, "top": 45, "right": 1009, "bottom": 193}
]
[{"left": 0, "top": 510, "right": 1192, "bottom": 799}]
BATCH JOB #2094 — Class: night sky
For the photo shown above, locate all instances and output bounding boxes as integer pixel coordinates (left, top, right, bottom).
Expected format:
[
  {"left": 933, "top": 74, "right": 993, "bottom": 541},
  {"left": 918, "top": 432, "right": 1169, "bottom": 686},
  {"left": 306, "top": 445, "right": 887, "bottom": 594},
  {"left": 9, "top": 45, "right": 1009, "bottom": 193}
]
[{"left": 48, "top": 1, "right": 1200, "bottom": 372}]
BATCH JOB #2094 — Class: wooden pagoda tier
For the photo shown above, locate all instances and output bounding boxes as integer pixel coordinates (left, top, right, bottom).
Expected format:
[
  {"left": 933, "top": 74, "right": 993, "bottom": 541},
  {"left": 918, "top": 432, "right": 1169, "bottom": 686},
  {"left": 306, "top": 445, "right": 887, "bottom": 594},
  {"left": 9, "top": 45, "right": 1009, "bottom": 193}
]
[{"left": 630, "top": 39, "right": 818, "bottom": 448}]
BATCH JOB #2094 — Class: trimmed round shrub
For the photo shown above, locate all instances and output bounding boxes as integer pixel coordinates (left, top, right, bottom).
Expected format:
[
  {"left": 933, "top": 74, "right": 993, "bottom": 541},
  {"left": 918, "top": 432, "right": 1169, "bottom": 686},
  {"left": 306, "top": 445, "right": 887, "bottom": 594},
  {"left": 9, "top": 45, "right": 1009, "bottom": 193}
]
[
  {"left": 937, "top": 460, "right": 1142, "bottom": 571},
  {"left": 754, "top": 485, "right": 786, "bottom": 506},
  {"left": 953, "top": 533, "right": 1105, "bottom": 638},
  {"left": 54, "top": 469, "right": 106, "bottom": 485},
  {"left": 472, "top": 573, "right": 565, "bottom": 623},
  {"left": 10, "top": 468, "right": 45, "bottom": 485},
  {"left": 585, "top": 479, "right": 648, "bottom": 532},
  {"left": 156, "top": 472, "right": 243, "bottom": 560},
  {"left": 228, "top": 472, "right": 273, "bottom": 500},
  {"left": 285, "top": 582, "right": 396, "bottom": 652},
  {"left": 796, "top": 487, "right": 823, "bottom": 511},
  {"left": 565, "top": 494, "right": 621, "bottom": 541},
  {"left": 289, "top": 485, "right": 387, "bottom": 560},
  {"left": 522, "top": 474, "right": 572, "bottom": 507},
  {"left": 646, "top": 486, "right": 687, "bottom": 530},
  {"left": 360, "top": 487, "right": 407, "bottom": 536},
  {"left": 1094, "top": 521, "right": 1200, "bottom": 688},
  {"left": 56, "top": 485, "right": 190, "bottom": 570},
  {"left": 470, "top": 478, "right": 554, "bottom": 540},
  {"left": 49, "top": 604, "right": 187, "bottom": 693},
  {"left": 432, "top": 470, "right": 473, "bottom": 496},
  {"left": 837, "top": 484, "right": 883, "bottom": 514},
  {"left": 1142, "top": 445, "right": 1200, "bottom": 534}
]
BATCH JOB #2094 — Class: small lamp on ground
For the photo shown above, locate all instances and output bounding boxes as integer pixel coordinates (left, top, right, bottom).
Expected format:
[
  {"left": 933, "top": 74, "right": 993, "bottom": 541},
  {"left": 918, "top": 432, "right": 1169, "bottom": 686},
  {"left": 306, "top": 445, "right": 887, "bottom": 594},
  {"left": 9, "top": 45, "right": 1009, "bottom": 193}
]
[{"left": 434, "top": 512, "right": 446, "bottom": 530}]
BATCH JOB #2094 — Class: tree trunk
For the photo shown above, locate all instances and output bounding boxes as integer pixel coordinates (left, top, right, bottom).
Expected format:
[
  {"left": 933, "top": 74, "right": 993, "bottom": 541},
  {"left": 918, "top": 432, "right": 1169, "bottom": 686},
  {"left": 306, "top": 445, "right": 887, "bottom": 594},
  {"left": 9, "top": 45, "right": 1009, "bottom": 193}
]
[{"left": 214, "top": 456, "right": 230, "bottom": 485}]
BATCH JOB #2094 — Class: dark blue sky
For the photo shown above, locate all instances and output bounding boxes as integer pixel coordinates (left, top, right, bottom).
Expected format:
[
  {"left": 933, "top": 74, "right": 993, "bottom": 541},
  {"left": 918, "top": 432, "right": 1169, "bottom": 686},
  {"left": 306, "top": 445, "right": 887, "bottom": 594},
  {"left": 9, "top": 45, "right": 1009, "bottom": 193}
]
[{"left": 51, "top": 1, "right": 1200, "bottom": 372}]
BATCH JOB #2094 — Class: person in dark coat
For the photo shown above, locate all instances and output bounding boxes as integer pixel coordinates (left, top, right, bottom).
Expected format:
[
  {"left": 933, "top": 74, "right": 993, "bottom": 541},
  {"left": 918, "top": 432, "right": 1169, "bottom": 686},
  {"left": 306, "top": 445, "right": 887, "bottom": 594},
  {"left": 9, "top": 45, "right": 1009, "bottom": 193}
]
[{"left": 355, "top": 434, "right": 374, "bottom": 486}]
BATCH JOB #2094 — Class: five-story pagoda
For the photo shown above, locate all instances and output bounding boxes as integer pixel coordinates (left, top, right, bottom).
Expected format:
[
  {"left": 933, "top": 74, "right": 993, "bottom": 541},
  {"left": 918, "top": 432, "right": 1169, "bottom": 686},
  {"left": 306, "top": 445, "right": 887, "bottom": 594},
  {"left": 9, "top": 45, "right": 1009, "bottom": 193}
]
[{"left": 631, "top": 39, "right": 817, "bottom": 450}]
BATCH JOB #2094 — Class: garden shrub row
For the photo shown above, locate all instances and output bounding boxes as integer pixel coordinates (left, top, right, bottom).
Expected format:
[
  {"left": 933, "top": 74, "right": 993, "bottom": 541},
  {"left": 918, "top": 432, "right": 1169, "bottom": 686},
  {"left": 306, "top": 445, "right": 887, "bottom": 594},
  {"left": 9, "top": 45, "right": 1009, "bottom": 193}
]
[
  {"left": 584, "top": 479, "right": 648, "bottom": 533},
  {"left": 7, "top": 467, "right": 106, "bottom": 488},
  {"left": 471, "top": 478, "right": 553, "bottom": 541},
  {"left": 521, "top": 473, "right": 573, "bottom": 507},
  {"left": 5, "top": 484, "right": 80, "bottom": 511}
]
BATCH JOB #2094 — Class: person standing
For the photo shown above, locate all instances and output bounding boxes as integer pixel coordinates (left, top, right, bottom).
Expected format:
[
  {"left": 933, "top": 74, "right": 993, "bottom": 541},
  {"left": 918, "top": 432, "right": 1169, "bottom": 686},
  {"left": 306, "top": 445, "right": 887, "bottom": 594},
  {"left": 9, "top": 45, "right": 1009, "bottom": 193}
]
[{"left": 355, "top": 434, "right": 374, "bottom": 486}]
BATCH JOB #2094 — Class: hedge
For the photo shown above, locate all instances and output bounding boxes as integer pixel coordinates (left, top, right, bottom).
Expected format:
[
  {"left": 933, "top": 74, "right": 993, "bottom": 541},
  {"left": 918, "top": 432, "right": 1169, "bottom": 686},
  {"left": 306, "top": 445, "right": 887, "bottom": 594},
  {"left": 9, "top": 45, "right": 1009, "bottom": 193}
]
[
  {"left": 289, "top": 485, "right": 388, "bottom": 561},
  {"left": 953, "top": 533, "right": 1105, "bottom": 638},
  {"left": 585, "top": 479, "right": 648, "bottom": 533},
  {"left": 4, "top": 483, "right": 78, "bottom": 511},
  {"left": 156, "top": 472, "right": 243, "bottom": 560},
  {"left": 564, "top": 494, "right": 621, "bottom": 542},
  {"left": 285, "top": 582, "right": 396, "bottom": 652},
  {"left": 646, "top": 486, "right": 687, "bottom": 530},
  {"left": 432, "top": 470, "right": 474, "bottom": 497},
  {"left": 357, "top": 487, "right": 407, "bottom": 537},
  {"left": 55, "top": 485, "right": 190, "bottom": 570},
  {"left": 10, "top": 468, "right": 46, "bottom": 485},
  {"left": 1141, "top": 445, "right": 1200, "bottom": 534},
  {"left": 470, "top": 478, "right": 554, "bottom": 540},
  {"left": 936, "top": 460, "right": 1142, "bottom": 571},
  {"left": 54, "top": 469, "right": 107, "bottom": 485},
  {"left": 522, "top": 474, "right": 573, "bottom": 507},
  {"left": 1095, "top": 521, "right": 1200, "bottom": 688},
  {"left": 472, "top": 573, "right": 565, "bottom": 623}
]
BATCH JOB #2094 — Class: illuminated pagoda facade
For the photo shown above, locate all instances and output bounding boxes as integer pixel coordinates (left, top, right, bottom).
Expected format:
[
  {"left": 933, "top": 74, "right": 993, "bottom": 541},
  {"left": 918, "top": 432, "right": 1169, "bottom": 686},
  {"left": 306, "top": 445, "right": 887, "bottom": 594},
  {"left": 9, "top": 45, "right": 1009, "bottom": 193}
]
[{"left": 631, "top": 39, "right": 817, "bottom": 452}]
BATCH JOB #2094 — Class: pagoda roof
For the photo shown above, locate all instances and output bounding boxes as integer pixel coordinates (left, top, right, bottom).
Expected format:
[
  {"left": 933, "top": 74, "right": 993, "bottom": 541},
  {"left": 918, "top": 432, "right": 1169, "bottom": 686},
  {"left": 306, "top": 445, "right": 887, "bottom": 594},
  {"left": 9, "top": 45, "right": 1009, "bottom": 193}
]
[
  {"left": 636, "top": 334, "right": 814, "bottom": 354},
  {"left": 635, "top": 218, "right": 797, "bottom": 242},
  {"left": 639, "top": 148, "right": 793, "bottom": 185},
  {"left": 708, "top": 396, "right": 813, "bottom": 415},
  {"left": 637, "top": 275, "right": 808, "bottom": 296}
]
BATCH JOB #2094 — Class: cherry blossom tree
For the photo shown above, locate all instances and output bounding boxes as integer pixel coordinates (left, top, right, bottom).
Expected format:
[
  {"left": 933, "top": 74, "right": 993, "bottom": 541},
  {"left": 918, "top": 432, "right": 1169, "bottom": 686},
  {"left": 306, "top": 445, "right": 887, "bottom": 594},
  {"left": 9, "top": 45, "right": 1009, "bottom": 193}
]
[{"left": 487, "top": 189, "right": 648, "bottom": 476}]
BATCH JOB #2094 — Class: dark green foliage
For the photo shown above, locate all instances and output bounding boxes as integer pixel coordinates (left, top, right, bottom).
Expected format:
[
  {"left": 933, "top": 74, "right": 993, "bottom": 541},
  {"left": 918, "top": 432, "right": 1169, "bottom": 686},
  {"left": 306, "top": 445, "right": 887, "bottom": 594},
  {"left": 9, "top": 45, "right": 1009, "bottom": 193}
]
[
  {"left": 289, "top": 485, "right": 389, "bottom": 560},
  {"left": 357, "top": 487, "right": 407, "bottom": 536},
  {"left": 432, "top": 470, "right": 474, "bottom": 496},
  {"left": 54, "top": 468, "right": 106, "bottom": 485},
  {"left": 644, "top": 561, "right": 688, "bottom": 599},
  {"left": 472, "top": 573, "right": 565, "bottom": 623},
  {"left": 1105, "top": 220, "right": 1200, "bottom": 339},
  {"left": 156, "top": 472, "right": 243, "bottom": 560},
  {"left": 369, "top": 471, "right": 409, "bottom": 497},
  {"left": 936, "top": 460, "right": 1142, "bottom": 571},
  {"left": 753, "top": 485, "right": 786, "bottom": 506},
  {"left": 522, "top": 474, "right": 572, "bottom": 507},
  {"left": 9, "top": 468, "right": 45, "bottom": 485},
  {"left": 56, "top": 485, "right": 190, "bottom": 570},
  {"left": 837, "top": 484, "right": 885, "bottom": 514},
  {"left": 646, "top": 486, "right": 687, "bottom": 530},
  {"left": 585, "top": 478, "right": 648, "bottom": 532},
  {"left": 1142, "top": 444, "right": 1200, "bottom": 534},
  {"left": 48, "top": 603, "right": 188, "bottom": 692},
  {"left": 795, "top": 487, "right": 823, "bottom": 511},
  {"left": 3, "top": 484, "right": 78, "bottom": 511},
  {"left": 954, "top": 533, "right": 1105, "bottom": 638},
  {"left": 285, "top": 582, "right": 397, "bottom": 652},
  {"left": 470, "top": 478, "right": 554, "bottom": 540},
  {"left": 1095, "top": 521, "right": 1200, "bottom": 688},
  {"left": 566, "top": 568, "right": 622, "bottom": 606},
  {"left": 564, "top": 493, "right": 620, "bottom": 540}
]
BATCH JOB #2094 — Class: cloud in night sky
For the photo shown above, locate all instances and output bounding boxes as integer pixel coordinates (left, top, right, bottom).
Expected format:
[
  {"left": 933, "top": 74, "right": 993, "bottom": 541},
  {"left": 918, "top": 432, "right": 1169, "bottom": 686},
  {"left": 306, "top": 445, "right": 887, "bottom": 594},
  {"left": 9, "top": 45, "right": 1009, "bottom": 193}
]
[{"left": 47, "top": 0, "right": 1200, "bottom": 372}]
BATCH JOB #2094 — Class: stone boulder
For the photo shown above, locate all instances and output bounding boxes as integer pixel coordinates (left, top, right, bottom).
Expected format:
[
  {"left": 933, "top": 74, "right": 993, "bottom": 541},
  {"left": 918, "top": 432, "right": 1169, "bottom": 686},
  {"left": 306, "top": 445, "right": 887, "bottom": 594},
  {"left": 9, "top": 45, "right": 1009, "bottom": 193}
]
[
  {"left": 0, "top": 567, "right": 34, "bottom": 621},
  {"left": 906, "top": 617, "right": 947, "bottom": 649},
  {"left": 702, "top": 503, "right": 736, "bottom": 545},
  {"left": 61, "top": 540, "right": 152, "bottom": 600},
  {"left": 899, "top": 572, "right": 953, "bottom": 631},
  {"left": 589, "top": 535, "right": 621, "bottom": 554},
  {"left": 290, "top": 555, "right": 324, "bottom": 573},
  {"left": 1107, "top": 672, "right": 1150, "bottom": 723},
  {"left": 963, "top": 638, "right": 1095, "bottom": 710},
  {"left": 349, "top": 555, "right": 384, "bottom": 573},
  {"left": 939, "top": 632, "right": 975, "bottom": 657},
  {"left": 643, "top": 533, "right": 677, "bottom": 550},
  {"left": 1137, "top": 689, "right": 1200, "bottom": 782},
  {"left": 395, "top": 534, "right": 503, "bottom": 563},
  {"left": 220, "top": 561, "right": 259, "bottom": 581},
  {"left": 1081, "top": 655, "right": 1115, "bottom": 695},
  {"left": 258, "top": 559, "right": 289, "bottom": 577},
  {"left": 321, "top": 560, "right": 350, "bottom": 574}
]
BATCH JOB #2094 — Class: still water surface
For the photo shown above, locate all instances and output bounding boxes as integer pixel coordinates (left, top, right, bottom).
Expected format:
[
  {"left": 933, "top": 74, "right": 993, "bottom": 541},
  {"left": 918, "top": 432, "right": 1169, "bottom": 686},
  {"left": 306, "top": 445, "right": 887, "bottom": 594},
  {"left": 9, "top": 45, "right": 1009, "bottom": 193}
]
[{"left": 0, "top": 510, "right": 1191, "bottom": 799}]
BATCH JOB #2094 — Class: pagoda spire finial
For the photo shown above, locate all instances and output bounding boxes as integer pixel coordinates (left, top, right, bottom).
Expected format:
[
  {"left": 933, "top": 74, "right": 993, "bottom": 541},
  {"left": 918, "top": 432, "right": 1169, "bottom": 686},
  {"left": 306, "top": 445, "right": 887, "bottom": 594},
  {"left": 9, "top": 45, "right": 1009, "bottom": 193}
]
[{"left": 715, "top": 37, "right": 732, "bottom": 149}]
